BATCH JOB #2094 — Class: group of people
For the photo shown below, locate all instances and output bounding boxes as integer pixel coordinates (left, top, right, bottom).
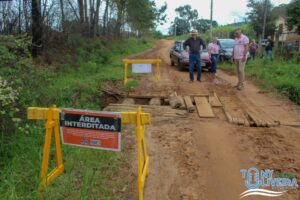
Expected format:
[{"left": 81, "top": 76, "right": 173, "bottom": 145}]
[
  {"left": 183, "top": 29, "right": 274, "bottom": 91},
  {"left": 249, "top": 36, "right": 274, "bottom": 60}
]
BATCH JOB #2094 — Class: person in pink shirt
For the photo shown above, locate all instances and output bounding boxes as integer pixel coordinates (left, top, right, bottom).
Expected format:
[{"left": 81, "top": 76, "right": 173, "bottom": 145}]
[
  {"left": 232, "top": 28, "right": 249, "bottom": 90},
  {"left": 208, "top": 37, "right": 220, "bottom": 80}
]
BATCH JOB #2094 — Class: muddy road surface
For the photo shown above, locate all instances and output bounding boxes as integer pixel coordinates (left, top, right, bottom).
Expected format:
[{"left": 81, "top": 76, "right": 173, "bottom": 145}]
[{"left": 115, "top": 40, "right": 300, "bottom": 200}]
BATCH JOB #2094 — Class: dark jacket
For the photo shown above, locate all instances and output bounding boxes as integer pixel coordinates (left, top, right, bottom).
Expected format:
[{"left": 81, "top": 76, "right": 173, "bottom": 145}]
[
  {"left": 266, "top": 39, "right": 274, "bottom": 51},
  {"left": 183, "top": 37, "right": 206, "bottom": 54}
]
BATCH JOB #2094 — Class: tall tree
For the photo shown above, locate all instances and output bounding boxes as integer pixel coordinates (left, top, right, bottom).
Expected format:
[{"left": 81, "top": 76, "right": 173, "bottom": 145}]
[
  {"left": 77, "top": 0, "right": 84, "bottom": 23},
  {"left": 102, "top": 0, "right": 109, "bottom": 36},
  {"left": 192, "top": 19, "right": 218, "bottom": 33},
  {"left": 90, "top": 0, "right": 101, "bottom": 37},
  {"left": 286, "top": 0, "right": 300, "bottom": 34},
  {"left": 31, "top": 0, "right": 43, "bottom": 57},
  {"left": 247, "top": 0, "right": 276, "bottom": 38},
  {"left": 174, "top": 5, "right": 198, "bottom": 33},
  {"left": 59, "top": 0, "right": 65, "bottom": 32},
  {"left": 114, "top": 0, "right": 126, "bottom": 36}
]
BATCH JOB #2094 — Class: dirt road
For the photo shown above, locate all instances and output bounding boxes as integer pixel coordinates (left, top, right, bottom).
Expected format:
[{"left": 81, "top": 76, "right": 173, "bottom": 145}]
[{"left": 120, "top": 40, "right": 300, "bottom": 200}]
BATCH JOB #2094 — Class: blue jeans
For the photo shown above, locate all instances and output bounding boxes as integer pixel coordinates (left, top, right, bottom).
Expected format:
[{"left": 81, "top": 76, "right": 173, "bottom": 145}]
[
  {"left": 250, "top": 51, "right": 256, "bottom": 60},
  {"left": 189, "top": 53, "right": 202, "bottom": 81},
  {"left": 210, "top": 54, "right": 219, "bottom": 73},
  {"left": 265, "top": 50, "right": 273, "bottom": 60}
]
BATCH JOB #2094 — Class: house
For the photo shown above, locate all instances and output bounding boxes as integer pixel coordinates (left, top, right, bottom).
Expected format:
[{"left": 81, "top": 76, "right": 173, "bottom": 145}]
[{"left": 275, "top": 15, "right": 300, "bottom": 51}]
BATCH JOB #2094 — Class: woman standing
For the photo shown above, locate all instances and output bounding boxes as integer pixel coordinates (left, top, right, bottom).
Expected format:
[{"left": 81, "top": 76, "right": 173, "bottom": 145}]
[
  {"left": 249, "top": 39, "right": 259, "bottom": 60},
  {"left": 208, "top": 38, "right": 220, "bottom": 80}
]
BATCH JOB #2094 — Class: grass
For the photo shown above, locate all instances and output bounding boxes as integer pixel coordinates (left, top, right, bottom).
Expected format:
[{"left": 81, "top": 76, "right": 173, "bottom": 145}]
[
  {"left": 0, "top": 36, "right": 154, "bottom": 200},
  {"left": 219, "top": 58, "right": 300, "bottom": 105}
]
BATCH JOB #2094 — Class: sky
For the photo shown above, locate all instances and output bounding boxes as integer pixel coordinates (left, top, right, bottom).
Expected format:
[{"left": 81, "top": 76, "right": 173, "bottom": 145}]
[{"left": 155, "top": 0, "right": 291, "bottom": 34}]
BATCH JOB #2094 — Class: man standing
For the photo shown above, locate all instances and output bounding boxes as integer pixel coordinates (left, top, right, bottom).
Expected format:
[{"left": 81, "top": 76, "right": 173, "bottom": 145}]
[
  {"left": 183, "top": 30, "right": 205, "bottom": 82},
  {"left": 265, "top": 36, "right": 274, "bottom": 60},
  {"left": 232, "top": 28, "right": 249, "bottom": 90}
]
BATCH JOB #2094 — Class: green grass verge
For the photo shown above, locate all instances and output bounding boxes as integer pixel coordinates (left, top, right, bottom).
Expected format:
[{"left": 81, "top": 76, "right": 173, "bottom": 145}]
[
  {"left": 219, "top": 59, "right": 300, "bottom": 105},
  {"left": 0, "top": 36, "right": 154, "bottom": 200}
]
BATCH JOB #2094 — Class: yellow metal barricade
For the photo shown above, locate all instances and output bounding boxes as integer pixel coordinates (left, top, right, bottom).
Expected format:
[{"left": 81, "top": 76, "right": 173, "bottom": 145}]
[
  {"left": 27, "top": 106, "right": 64, "bottom": 195},
  {"left": 27, "top": 106, "right": 150, "bottom": 200},
  {"left": 123, "top": 59, "right": 161, "bottom": 85},
  {"left": 122, "top": 106, "right": 150, "bottom": 200}
]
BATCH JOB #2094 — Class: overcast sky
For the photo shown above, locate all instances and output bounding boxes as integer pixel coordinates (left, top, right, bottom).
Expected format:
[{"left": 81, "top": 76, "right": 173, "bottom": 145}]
[{"left": 155, "top": 0, "right": 291, "bottom": 34}]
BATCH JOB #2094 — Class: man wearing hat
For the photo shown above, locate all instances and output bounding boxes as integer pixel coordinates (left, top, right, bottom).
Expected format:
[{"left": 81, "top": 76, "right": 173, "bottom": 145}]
[{"left": 183, "top": 29, "right": 205, "bottom": 82}]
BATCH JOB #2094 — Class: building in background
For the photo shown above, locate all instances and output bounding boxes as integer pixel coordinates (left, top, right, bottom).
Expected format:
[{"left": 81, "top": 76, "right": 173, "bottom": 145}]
[{"left": 275, "top": 14, "right": 300, "bottom": 52}]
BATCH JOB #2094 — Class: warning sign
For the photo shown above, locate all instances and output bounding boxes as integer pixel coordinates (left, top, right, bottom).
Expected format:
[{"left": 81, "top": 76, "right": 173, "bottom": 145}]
[
  {"left": 132, "top": 63, "right": 152, "bottom": 73},
  {"left": 60, "top": 108, "right": 121, "bottom": 151}
]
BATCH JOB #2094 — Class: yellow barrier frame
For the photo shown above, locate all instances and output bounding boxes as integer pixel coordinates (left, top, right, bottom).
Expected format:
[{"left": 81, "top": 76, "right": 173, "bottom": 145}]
[
  {"left": 27, "top": 106, "right": 150, "bottom": 200},
  {"left": 27, "top": 106, "right": 64, "bottom": 194},
  {"left": 123, "top": 59, "right": 161, "bottom": 85},
  {"left": 122, "top": 106, "right": 150, "bottom": 200}
]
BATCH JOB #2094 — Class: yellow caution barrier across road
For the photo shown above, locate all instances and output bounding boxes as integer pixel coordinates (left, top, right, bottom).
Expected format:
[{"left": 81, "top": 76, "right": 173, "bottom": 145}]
[{"left": 27, "top": 106, "right": 150, "bottom": 200}]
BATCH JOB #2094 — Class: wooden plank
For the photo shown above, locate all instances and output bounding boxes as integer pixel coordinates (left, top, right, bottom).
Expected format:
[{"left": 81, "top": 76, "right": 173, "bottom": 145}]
[
  {"left": 223, "top": 107, "right": 233, "bottom": 123},
  {"left": 232, "top": 117, "right": 239, "bottom": 124},
  {"left": 177, "top": 96, "right": 187, "bottom": 110},
  {"left": 169, "top": 93, "right": 182, "bottom": 109},
  {"left": 210, "top": 92, "right": 223, "bottom": 107},
  {"left": 237, "top": 118, "right": 245, "bottom": 126},
  {"left": 280, "top": 121, "right": 300, "bottom": 127},
  {"left": 127, "top": 94, "right": 167, "bottom": 99},
  {"left": 194, "top": 97, "right": 215, "bottom": 118},
  {"left": 104, "top": 105, "right": 188, "bottom": 116},
  {"left": 122, "top": 98, "right": 135, "bottom": 105},
  {"left": 247, "top": 110, "right": 262, "bottom": 127},
  {"left": 189, "top": 93, "right": 210, "bottom": 97},
  {"left": 244, "top": 119, "right": 250, "bottom": 127},
  {"left": 149, "top": 98, "right": 161, "bottom": 106},
  {"left": 183, "top": 96, "right": 195, "bottom": 113}
]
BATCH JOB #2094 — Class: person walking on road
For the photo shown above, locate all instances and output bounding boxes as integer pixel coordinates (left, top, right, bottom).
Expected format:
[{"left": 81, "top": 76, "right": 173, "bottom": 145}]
[
  {"left": 183, "top": 29, "right": 205, "bottom": 82},
  {"left": 249, "top": 39, "right": 258, "bottom": 60},
  {"left": 208, "top": 37, "right": 220, "bottom": 80},
  {"left": 232, "top": 28, "right": 249, "bottom": 91},
  {"left": 265, "top": 36, "right": 274, "bottom": 60}
]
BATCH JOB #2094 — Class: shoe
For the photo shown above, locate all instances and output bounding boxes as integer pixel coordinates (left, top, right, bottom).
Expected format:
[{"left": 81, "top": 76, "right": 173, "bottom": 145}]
[
  {"left": 189, "top": 80, "right": 194, "bottom": 83},
  {"left": 237, "top": 85, "right": 244, "bottom": 90},
  {"left": 197, "top": 79, "right": 201, "bottom": 82}
]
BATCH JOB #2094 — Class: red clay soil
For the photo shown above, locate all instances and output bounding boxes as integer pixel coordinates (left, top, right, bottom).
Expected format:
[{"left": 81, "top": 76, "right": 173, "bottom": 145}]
[{"left": 120, "top": 40, "right": 300, "bottom": 200}]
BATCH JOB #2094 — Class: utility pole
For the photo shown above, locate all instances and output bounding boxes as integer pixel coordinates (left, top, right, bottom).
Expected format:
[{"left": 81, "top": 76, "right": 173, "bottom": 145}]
[
  {"left": 210, "top": 0, "right": 213, "bottom": 40},
  {"left": 262, "top": 0, "right": 268, "bottom": 40}
]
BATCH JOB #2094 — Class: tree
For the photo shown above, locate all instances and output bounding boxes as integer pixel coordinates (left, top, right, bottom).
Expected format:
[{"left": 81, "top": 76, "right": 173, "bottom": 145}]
[
  {"left": 247, "top": 0, "right": 276, "bottom": 38},
  {"left": 31, "top": 0, "right": 43, "bottom": 57},
  {"left": 286, "top": 0, "right": 300, "bottom": 34},
  {"left": 169, "top": 17, "right": 190, "bottom": 35},
  {"left": 192, "top": 19, "right": 218, "bottom": 33},
  {"left": 155, "top": 2, "right": 167, "bottom": 26},
  {"left": 59, "top": 0, "right": 65, "bottom": 32},
  {"left": 175, "top": 5, "right": 198, "bottom": 31}
]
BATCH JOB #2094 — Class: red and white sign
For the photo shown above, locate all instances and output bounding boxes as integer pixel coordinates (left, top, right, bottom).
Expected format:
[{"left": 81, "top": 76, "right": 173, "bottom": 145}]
[{"left": 60, "top": 108, "right": 121, "bottom": 151}]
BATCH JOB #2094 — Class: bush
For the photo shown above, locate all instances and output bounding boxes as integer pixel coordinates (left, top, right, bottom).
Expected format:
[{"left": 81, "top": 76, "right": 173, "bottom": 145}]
[{"left": 0, "top": 35, "right": 154, "bottom": 199}]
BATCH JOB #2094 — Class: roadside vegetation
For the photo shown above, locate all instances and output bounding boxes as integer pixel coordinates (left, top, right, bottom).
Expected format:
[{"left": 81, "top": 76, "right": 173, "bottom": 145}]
[
  {"left": 220, "top": 59, "right": 300, "bottom": 105},
  {"left": 0, "top": 35, "right": 154, "bottom": 199}
]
